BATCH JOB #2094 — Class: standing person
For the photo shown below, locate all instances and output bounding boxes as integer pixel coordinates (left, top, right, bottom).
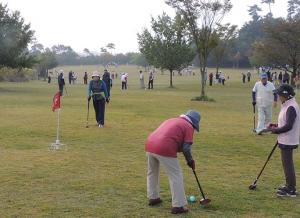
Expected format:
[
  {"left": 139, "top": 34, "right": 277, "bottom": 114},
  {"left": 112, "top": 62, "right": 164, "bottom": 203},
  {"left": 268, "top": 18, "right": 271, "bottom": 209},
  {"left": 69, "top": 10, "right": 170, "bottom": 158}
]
[
  {"left": 57, "top": 70, "right": 65, "bottom": 96},
  {"left": 283, "top": 71, "right": 290, "bottom": 84},
  {"left": 267, "top": 84, "right": 299, "bottom": 197},
  {"left": 145, "top": 110, "right": 201, "bottom": 214},
  {"left": 247, "top": 71, "right": 251, "bottom": 82},
  {"left": 68, "top": 71, "right": 72, "bottom": 85},
  {"left": 279, "top": 72, "right": 283, "bottom": 85},
  {"left": 148, "top": 71, "right": 154, "bottom": 89},
  {"left": 72, "top": 72, "right": 77, "bottom": 84},
  {"left": 121, "top": 73, "right": 127, "bottom": 90},
  {"left": 242, "top": 72, "right": 246, "bottom": 83},
  {"left": 139, "top": 70, "right": 145, "bottom": 89},
  {"left": 252, "top": 73, "right": 277, "bottom": 135},
  {"left": 87, "top": 72, "right": 109, "bottom": 128},
  {"left": 209, "top": 72, "right": 213, "bottom": 86},
  {"left": 102, "top": 69, "right": 111, "bottom": 98},
  {"left": 83, "top": 72, "right": 88, "bottom": 85},
  {"left": 47, "top": 72, "right": 51, "bottom": 84},
  {"left": 220, "top": 71, "right": 225, "bottom": 85}
]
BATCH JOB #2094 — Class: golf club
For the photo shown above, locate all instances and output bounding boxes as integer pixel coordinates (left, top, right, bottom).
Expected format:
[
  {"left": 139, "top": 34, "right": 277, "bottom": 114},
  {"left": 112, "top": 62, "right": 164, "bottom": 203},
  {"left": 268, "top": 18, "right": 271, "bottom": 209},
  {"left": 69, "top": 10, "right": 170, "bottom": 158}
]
[
  {"left": 249, "top": 141, "right": 278, "bottom": 190},
  {"left": 86, "top": 99, "right": 90, "bottom": 128},
  {"left": 192, "top": 169, "right": 211, "bottom": 205},
  {"left": 252, "top": 105, "right": 256, "bottom": 133}
]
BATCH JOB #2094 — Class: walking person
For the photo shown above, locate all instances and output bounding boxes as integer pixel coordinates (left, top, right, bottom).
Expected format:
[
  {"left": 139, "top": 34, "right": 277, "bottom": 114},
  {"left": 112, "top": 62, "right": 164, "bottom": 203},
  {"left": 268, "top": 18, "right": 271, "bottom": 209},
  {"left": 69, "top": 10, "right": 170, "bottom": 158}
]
[
  {"left": 209, "top": 72, "right": 213, "bottom": 86},
  {"left": 145, "top": 110, "right": 201, "bottom": 214},
  {"left": 68, "top": 71, "right": 72, "bottom": 85},
  {"left": 148, "top": 71, "right": 154, "bottom": 89},
  {"left": 87, "top": 72, "right": 109, "bottom": 128},
  {"left": 83, "top": 72, "right": 88, "bottom": 85},
  {"left": 139, "top": 70, "right": 145, "bottom": 89},
  {"left": 102, "top": 69, "right": 111, "bottom": 98},
  {"left": 279, "top": 72, "right": 283, "bottom": 85},
  {"left": 242, "top": 72, "right": 246, "bottom": 83},
  {"left": 47, "top": 72, "right": 51, "bottom": 84},
  {"left": 121, "top": 73, "right": 127, "bottom": 90},
  {"left": 252, "top": 73, "right": 277, "bottom": 135},
  {"left": 267, "top": 84, "right": 299, "bottom": 197},
  {"left": 57, "top": 70, "right": 65, "bottom": 96},
  {"left": 283, "top": 71, "right": 290, "bottom": 84},
  {"left": 247, "top": 71, "right": 251, "bottom": 82}
]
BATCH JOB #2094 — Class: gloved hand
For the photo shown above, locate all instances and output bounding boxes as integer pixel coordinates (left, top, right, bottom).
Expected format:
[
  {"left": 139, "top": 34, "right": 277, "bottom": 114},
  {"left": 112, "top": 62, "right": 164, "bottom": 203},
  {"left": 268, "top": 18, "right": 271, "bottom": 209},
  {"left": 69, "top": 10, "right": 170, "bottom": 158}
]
[
  {"left": 187, "top": 160, "right": 195, "bottom": 170},
  {"left": 252, "top": 101, "right": 256, "bottom": 106},
  {"left": 106, "top": 98, "right": 110, "bottom": 103},
  {"left": 88, "top": 96, "right": 91, "bottom": 101}
]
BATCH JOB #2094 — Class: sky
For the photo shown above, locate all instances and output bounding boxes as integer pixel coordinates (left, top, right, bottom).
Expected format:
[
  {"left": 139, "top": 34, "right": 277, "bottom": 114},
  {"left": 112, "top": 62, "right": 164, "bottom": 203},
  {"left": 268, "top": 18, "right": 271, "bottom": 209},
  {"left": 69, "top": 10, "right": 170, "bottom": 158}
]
[{"left": 2, "top": 0, "right": 288, "bottom": 54}]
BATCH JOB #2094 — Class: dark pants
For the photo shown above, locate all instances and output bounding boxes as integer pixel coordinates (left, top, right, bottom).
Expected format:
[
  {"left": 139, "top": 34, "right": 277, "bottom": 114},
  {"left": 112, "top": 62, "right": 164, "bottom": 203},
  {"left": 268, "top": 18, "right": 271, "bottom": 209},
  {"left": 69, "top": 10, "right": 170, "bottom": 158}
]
[
  {"left": 281, "top": 147, "right": 296, "bottom": 191},
  {"left": 247, "top": 77, "right": 250, "bottom": 82},
  {"left": 222, "top": 79, "right": 225, "bottom": 85},
  {"left": 209, "top": 78, "right": 213, "bottom": 86},
  {"left": 122, "top": 82, "right": 127, "bottom": 90},
  {"left": 93, "top": 98, "right": 105, "bottom": 125},
  {"left": 148, "top": 80, "right": 153, "bottom": 89},
  {"left": 69, "top": 78, "right": 72, "bottom": 84},
  {"left": 59, "top": 85, "right": 64, "bottom": 95},
  {"left": 84, "top": 79, "right": 87, "bottom": 85}
]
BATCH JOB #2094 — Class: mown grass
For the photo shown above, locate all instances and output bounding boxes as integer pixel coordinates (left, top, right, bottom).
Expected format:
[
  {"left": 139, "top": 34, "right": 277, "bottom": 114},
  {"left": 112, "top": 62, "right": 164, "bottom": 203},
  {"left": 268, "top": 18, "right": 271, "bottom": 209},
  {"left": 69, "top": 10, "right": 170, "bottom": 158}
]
[{"left": 0, "top": 66, "right": 299, "bottom": 217}]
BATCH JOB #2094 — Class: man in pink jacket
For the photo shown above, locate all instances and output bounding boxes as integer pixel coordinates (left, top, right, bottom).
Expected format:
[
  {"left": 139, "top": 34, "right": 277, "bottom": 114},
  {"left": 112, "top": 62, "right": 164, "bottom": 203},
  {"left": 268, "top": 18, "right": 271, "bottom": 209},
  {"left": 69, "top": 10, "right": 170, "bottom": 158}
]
[{"left": 145, "top": 110, "right": 200, "bottom": 214}]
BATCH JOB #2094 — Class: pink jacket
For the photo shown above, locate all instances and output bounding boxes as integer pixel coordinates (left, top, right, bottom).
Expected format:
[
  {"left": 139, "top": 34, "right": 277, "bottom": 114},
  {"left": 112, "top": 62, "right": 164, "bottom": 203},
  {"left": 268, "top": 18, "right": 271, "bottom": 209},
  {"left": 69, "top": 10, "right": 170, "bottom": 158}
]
[{"left": 278, "top": 98, "right": 300, "bottom": 146}]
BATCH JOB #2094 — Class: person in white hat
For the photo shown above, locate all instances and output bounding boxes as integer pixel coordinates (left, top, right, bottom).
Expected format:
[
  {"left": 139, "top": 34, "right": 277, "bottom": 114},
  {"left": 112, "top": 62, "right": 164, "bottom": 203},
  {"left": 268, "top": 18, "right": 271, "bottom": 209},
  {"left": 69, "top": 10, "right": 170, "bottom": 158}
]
[{"left": 87, "top": 72, "right": 109, "bottom": 128}]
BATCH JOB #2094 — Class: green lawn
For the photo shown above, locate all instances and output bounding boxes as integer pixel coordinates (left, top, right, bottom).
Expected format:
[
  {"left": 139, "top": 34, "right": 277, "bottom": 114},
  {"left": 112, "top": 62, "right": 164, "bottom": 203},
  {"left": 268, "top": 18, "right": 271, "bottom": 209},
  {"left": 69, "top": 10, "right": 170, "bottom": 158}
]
[{"left": 0, "top": 66, "right": 299, "bottom": 217}]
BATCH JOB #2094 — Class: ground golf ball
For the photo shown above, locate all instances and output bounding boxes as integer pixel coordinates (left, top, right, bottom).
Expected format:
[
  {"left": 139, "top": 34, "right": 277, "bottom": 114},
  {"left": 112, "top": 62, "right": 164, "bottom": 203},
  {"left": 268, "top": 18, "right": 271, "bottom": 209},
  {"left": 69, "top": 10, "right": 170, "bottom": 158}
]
[{"left": 189, "top": 195, "right": 196, "bottom": 202}]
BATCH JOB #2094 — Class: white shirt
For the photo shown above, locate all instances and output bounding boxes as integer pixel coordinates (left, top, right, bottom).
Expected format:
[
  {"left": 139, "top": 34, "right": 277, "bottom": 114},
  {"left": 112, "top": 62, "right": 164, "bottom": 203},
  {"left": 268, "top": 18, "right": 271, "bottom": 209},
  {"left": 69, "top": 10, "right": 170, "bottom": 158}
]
[
  {"left": 253, "top": 81, "right": 275, "bottom": 107},
  {"left": 121, "top": 74, "right": 127, "bottom": 82}
]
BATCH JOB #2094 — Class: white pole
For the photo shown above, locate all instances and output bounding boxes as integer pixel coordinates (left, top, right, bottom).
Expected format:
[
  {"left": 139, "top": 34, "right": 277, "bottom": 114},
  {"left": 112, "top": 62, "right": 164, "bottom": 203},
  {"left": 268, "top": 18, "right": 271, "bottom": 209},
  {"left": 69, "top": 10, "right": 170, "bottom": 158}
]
[{"left": 56, "top": 109, "right": 60, "bottom": 144}]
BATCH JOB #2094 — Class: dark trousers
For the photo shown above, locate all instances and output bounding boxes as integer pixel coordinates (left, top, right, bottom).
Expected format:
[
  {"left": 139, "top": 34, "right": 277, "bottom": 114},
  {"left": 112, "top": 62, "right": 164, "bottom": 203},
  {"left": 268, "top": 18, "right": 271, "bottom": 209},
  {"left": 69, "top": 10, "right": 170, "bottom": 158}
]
[
  {"left": 209, "top": 78, "right": 213, "bottom": 86},
  {"left": 281, "top": 148, "right": 296, "bottom": 190},
  {"left": 122, "top": 82, "right": 127, "bottom": 90},
  {"left": 148, "top": 80, "right": 153, "bottom": 89},
  {"left": 69, "top": 78, "right": 72, "bottom": 84},
  {"left": 84, "top": 79, "right": 87, "bottom": 85},
  {"left": 93, "top": 99, "right": 105, "bottom": 125},
  {"left": 248, "top": 77, "right": 250, "bottom": 82},
  {"left": 59, "top": 85, "right": 64, "bottom": 95}
]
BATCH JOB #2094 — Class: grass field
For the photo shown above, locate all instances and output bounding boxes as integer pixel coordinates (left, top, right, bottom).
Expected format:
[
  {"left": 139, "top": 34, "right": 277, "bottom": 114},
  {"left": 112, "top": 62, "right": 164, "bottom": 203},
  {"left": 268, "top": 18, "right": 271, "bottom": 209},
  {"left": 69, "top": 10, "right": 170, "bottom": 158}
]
[{"left": 0, "top": 65, "right": 300, "bottom": 217}]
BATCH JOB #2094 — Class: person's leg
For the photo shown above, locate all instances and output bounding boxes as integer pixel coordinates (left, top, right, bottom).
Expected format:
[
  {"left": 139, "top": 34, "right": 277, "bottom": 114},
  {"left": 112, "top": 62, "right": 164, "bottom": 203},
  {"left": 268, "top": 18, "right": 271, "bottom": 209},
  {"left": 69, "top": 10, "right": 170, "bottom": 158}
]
[
  {"left": 256, "top": 106, "right": 266, "bottom": 133},
  {"left": 93, "top": 99, "right": 100, "bottom": 124},
  {"left": 265, "top": 105, "right": 272, "bottom": 129},
  {"left": 156, "top": 154, "right": 187, "bottom": 208},
  {"left": 147, "top": 153, "right": 160, "bottom": 200},
  {"left": 281, "top": 148, "right": 296, "bottom": 191},
  {"left": 99, "top": 99, "right": 105, "bottom": 125}
]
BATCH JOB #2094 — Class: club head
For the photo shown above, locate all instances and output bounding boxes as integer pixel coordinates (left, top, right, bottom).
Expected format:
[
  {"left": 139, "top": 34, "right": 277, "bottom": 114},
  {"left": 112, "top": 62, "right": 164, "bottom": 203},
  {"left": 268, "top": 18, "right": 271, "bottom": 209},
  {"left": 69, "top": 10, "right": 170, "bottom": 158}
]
[
  {"left": 249, "top": 184, "right": 257, "bottom": 190},
  {"left": 200, "top": 198, "right": 211, "bottom": 206}
]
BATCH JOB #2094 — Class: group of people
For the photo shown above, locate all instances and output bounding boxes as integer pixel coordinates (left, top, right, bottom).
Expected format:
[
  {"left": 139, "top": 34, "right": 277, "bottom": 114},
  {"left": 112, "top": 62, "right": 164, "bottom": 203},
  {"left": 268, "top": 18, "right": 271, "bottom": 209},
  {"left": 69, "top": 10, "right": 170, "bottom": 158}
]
[
  {"left": 144, "top": 72, "right": 299, "bottom": 214},
  {"left": 242, "top": 71, "right": 252, "bottom": 83},
  {"left": 68, "top": 71, "right": 78, "bottom": 84}
]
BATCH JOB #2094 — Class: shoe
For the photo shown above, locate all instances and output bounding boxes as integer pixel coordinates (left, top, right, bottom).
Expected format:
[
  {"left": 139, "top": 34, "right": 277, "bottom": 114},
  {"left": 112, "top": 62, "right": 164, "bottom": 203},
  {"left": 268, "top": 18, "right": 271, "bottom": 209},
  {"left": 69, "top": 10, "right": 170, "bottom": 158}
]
[
  {"left": 276, "top": 188, "right": 297, "bottom": 197},
  {"left": 277, "top": 185, "right": 298, "bottom": 195},
  {"left": 98, "top": 124, "right": 103, "bottom": 128},
  {"left": 171, "top": 207, "right": 188, "bottom": 214},
  {"left": 148, "top": 198, "right": 162, "bottom": 206}
]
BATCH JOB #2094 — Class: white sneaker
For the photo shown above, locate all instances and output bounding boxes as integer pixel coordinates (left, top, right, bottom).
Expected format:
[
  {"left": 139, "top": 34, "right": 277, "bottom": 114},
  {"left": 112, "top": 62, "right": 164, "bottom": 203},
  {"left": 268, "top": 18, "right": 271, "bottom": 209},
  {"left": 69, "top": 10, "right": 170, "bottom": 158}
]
[{"left": 98, "top": 124, "right": 103, "bottom": 128}]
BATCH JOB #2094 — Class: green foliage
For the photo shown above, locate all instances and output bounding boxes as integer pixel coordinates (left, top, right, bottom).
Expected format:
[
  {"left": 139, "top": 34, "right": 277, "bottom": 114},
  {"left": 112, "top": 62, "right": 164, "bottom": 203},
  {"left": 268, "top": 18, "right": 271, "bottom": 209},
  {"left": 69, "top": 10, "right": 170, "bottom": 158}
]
[
  {"left": 0, "top": 3, "right": 35, "bottom": 69},
  {"left": 138, "top": 13, "right": 195, "bottom": 87},
  {"left": 0, "top": 67, "right": 35, "bottom": 82}
]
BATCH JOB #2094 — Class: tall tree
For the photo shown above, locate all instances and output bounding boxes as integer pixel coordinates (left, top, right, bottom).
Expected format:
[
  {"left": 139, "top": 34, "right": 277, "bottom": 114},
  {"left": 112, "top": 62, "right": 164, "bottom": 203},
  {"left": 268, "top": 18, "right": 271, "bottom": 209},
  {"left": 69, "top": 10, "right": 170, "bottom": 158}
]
[
  {"left": 212, "top": 23, "right": 237, "bottom": 73},
  {"left": 166, "top": 0, "right": 232, "bottom": 100},
  {"left": 138, "top": 13, "right": 195, "bottom": 87},
  {"left": 248, "top": 4, "right": 262, "bottom": 21},
  {"left": 0, "top": 3, "right": 35, "bottom": 69},
  {"left": 261, "top": 0, "right": 275, "bottom": 15},
  {"left": 288, "top": 0, "right": 300, "bottom": 20}
]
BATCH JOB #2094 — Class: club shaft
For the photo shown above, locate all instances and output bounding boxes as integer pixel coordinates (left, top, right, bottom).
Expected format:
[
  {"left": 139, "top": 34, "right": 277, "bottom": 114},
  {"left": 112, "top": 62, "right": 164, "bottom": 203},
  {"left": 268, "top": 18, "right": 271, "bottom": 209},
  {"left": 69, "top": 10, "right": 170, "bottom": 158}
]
[
  {"left": 255, "top": 142, "right": 278, "bottom": 181},
  {"left": 192, "top": 169, "right": 206, "bottom": 199}
]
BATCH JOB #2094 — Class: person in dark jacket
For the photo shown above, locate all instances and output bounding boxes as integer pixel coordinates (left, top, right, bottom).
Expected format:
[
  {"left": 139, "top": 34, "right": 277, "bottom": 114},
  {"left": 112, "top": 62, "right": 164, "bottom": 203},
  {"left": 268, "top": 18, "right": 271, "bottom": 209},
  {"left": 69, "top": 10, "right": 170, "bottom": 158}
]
[
  {"left": 283, "top": 71, "right": 290, "bottom": 84},
  {"left": 102, "top": 69, "right": 111, "bottom": 98},
  {"left": 268, "top": 84, "right": 299, "bottom": 197},
  {"left": 83, "top": 72, "right": 88, "bottom": 85},
  {"left": 57, "top": 70, "right": 65, "bottom": 96},
  {"left": 68, "top": 71, "right": 72, "bottom": 84},
  {"left": 87, "top": 72, "right": 109, "bottom": 128}
]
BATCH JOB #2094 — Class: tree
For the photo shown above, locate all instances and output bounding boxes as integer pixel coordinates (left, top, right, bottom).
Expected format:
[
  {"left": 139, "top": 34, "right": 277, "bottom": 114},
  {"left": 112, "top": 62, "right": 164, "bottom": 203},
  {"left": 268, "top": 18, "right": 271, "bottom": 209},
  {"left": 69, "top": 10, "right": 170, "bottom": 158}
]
[
  {"left": 212, "top": 23, "right": 237, "bottom": 73},
  {"left": 138, "top": 13, "right": 195, "bottom": 87},
  {"left": 166, "top": 0, "right": 232, "bottom": 99},
  {"left": 51, "top": 44, "right": 78, "bottom": 65},
  {"left": 248, "top": 4, "right": 262, "bottom": 21},
  {"left": 288, "top": 0, "right": 300, "bottom": 20},
  {"left": 261, "top": 0, "right": 275, "bottom": 15},
  {"left": 251, "top": 17, "right": 300, "bottom": 86},
  {"left": 0, "top": 3, "right": 35, "bottom": 69}
]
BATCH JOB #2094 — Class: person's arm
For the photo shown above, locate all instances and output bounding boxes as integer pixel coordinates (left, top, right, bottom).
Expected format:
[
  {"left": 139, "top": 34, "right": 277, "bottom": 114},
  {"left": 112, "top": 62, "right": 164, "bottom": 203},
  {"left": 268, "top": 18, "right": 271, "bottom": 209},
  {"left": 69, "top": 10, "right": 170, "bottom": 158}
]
[
  {"left": 272, "top": 106, "right": 297, "bottom": 134},
  {"left": 102, "top": 81, "right": 109, "bottom": 98},
  {"left": 182, "top": 143, "right": 194, "bottom": 169},
  {"left": 87, "top": 81, "right": 92, "bottom": 97},
  {"left": 252, "top": 84, "right": 257, "bottom": 104}
]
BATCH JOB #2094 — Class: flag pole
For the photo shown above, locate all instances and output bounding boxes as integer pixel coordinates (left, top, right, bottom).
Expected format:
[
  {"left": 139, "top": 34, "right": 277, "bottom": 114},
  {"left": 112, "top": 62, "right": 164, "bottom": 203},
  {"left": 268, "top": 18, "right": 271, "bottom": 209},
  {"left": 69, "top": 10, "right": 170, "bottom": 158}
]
[{"left": 56, "top": 108, "right": 60, "bottom": 145}]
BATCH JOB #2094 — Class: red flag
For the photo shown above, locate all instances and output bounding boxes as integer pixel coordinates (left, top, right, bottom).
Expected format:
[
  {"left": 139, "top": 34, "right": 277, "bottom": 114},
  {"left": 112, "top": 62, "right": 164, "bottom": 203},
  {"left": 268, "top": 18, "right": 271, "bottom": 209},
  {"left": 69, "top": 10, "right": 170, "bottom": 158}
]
[{"left": 52, "top": 92, "right": 61, "bottom": 112}]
